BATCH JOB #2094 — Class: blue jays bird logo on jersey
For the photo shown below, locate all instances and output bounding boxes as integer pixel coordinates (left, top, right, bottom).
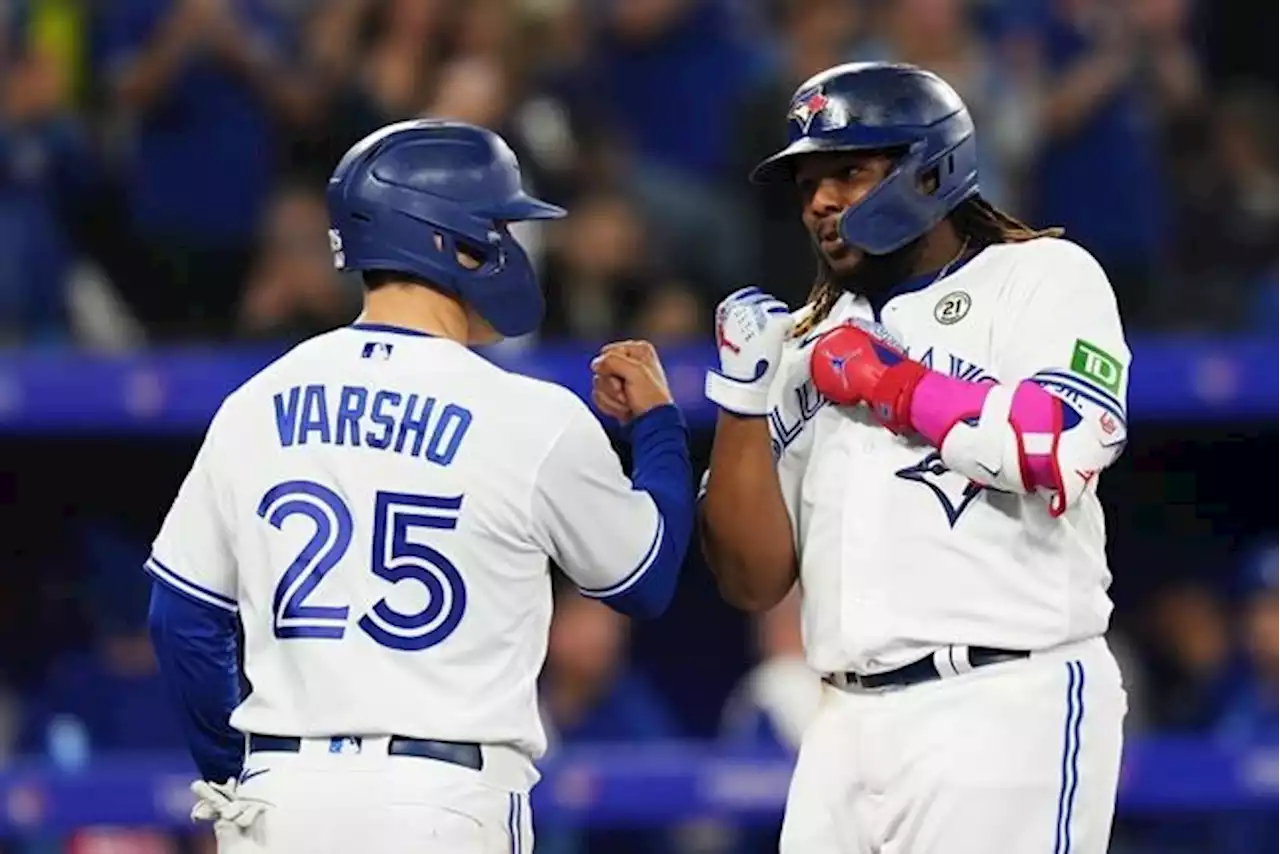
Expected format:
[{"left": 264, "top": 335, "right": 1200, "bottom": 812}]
[
  {"left": 895, "top": 451, "right": 986, "bottom": 528},
  {"left": 890, "top": 347, "right": 1000, "bottom": 527}
]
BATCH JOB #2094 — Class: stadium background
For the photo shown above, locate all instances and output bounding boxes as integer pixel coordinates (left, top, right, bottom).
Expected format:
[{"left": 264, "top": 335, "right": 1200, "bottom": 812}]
[{"left": 0, "top": 0, "right": 1275, "bottom": 852}]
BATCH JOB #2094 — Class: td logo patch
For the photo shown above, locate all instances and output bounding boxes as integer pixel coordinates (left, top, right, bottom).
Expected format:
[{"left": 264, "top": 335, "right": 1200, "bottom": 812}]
[
  {"left": 934, "top": 291, "right": 971, "bottom": 325},
  {"left": 1070, "top": 339, "right": 1124, "bottom": 394}
]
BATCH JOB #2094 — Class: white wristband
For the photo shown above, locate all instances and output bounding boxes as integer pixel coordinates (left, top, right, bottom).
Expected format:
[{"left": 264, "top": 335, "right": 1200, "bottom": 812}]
[{"left": 705, "top": 370, "right": 771, "bottom": 417}]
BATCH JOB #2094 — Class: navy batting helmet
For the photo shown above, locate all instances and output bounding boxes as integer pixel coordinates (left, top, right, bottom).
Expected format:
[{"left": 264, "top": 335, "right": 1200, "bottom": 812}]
[
  {"left": 326, "top": 120, "right": 566, "bottom": 338},
  {"left": 751, "top": 62, "right": 979, "bottom": 256}
]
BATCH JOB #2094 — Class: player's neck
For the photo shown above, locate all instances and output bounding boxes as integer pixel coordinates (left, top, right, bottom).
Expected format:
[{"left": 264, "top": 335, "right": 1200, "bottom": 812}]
[
  {"left": 359, "top": 285, "right": 471, "bottom": 343},
  {"left": 910, "top": 223, "right": 969, "bottom": 280}
]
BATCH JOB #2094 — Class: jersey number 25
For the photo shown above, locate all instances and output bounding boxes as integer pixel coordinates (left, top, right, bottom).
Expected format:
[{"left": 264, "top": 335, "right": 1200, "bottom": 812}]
[{"left": 257, "top": 479, "right": 467, "bottom": 651}]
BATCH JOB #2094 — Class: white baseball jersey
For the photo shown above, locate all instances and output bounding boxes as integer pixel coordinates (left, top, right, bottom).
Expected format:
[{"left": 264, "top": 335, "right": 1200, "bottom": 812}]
[
  {"left": 766, "top": 237, "right": 1131, "bottom": 675},
  {"left": 145, "top": 324, "right": 665, "bottom": 762}
]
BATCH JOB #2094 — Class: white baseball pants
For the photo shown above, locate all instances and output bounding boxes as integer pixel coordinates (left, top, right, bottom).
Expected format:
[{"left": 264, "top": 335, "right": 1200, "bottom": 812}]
[
  {"left": 212, "top": 737, "right": 534, "bottom": 854},
  {"left": 780, "top": 637, "right": 1127, "bottom": 854}
]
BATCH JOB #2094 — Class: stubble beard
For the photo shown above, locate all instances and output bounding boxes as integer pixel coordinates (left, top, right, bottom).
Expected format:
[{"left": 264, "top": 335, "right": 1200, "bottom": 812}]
[{"left": 815, "top": 234, "right": 928, "bottom": 303}]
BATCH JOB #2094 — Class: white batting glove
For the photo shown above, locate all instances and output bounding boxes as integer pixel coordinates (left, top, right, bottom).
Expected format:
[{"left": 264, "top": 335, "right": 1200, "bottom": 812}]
[
  {"left": 191, "top": 778, "right": 266, "bottom": 829},
  {"left": 705, "top": 287, "right": 794, "bottom": 416}
]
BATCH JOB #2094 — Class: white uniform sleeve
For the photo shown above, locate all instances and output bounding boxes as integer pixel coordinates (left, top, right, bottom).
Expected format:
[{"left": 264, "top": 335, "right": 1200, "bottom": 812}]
[
  {"left": 145, "top": 417, "right": 238, "bottom": 613},
  {"left": 531, "top": 399, "right": 664, "bottom": 597},
  {"left": 993, "top": 238, "right": 1132, "bottom": 422},
  {"left": 940, "top": 238, "right": 1130, "bottom": 515}
]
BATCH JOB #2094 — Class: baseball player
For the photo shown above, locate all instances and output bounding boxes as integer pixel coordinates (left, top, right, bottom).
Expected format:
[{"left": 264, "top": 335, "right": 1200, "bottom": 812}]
[
  {"left": 699, "top": 63, "right": 1131, "bottom": 853},
  {"left": 144, "top": 119, "right": 694, "bottom": 853}
]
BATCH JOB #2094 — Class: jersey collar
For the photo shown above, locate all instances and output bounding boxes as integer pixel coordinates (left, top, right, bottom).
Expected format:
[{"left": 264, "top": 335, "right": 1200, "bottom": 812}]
[
  {"left": 870, "top": 246, "right": 985, "bottom": 322},
  {"left": 348, "top": 322, "right": 437, "bottom": 338}
]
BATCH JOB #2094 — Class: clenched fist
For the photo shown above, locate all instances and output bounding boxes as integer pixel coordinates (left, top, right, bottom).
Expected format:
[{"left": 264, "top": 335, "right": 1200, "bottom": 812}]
[
  {"left": 591, "top": 340, "right": 675, "bottom": 425},
  {"left": 809, "top": 318, "right": 925, "bottom": 434}
]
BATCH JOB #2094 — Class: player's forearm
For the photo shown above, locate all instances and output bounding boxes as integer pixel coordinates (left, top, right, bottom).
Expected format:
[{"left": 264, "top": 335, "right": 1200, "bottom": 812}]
[
  {"left": 147, "top": 583, "right": 243, "bottom": 782},
  {"left": 606, "top": 404, "right": 695, "bottom": 619},
  {"left": 700, "top": 413, "right": 798, "bottom": 612}
]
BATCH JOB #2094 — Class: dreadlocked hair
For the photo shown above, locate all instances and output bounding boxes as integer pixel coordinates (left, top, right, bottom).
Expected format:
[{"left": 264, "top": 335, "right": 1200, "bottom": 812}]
[{"left": 791, "top": 195, "right": 1063, "bottom": 338}]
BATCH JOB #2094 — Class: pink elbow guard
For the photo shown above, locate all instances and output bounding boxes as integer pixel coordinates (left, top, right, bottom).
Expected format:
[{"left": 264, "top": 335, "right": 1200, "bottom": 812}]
[
  {"left": 908, "top": 372, "right": 1069, "bottom": 496},
  {"left": 1007, "top": 382, "right": 1066, "bottom": 498},
  {"left": 908, "top": 372, "right": 992, "bottom": 447}
]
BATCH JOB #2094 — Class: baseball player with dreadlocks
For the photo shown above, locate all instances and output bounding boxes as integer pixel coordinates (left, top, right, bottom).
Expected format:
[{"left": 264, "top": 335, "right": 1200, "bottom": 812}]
[{"left": 698, "top": 63, "right": 1131, "bottom": 853}]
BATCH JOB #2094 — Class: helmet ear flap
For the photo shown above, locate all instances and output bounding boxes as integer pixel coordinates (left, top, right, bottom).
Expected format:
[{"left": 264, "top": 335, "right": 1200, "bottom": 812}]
[
  {"left": 838, "top": 143, "right": 944, "bottom": 255},
  {"left": 837, "top": 134, "right": 979, "bottom": 256},
  {"left": 454, "top": 225, "right": 544, "bottom": 337}
]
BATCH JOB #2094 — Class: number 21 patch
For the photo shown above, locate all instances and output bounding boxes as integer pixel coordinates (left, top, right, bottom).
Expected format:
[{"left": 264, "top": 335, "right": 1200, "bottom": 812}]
[{"left": 1069, "top": 339, "right": 1123, "bottom": 394}]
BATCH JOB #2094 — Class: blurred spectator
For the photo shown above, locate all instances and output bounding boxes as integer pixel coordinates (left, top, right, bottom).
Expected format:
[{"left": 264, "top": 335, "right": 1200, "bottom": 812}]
[
  {"left": 1172, "top": 87, "right": 1280, "bottom": 332},
  {"left": 719, "top": 588, "right": 821, "bottom": 753},
  {"left": 539, "top": 582, "right": 680, "bottom": 854},
  {"left": 0, "top": 679, "right": 18, "bottom": 763},
  {"left": 540, "top": 583, "right": 678, "bottom": 746},
  {"left": 95, "top": 0, "right": 320, "bottom": 340},
  {"left": 589, "top": 0, "right": 762, "bottom": 294},
  {"left": 1212, "top": 546, "right": 1278, "bottom": 747},
  {"left": 1018, "top": 0, "right": 1204, "bottom": 324},
  {"left": 1201, "top": 546, "right": 1280, "bottom": 854},
  {"left": 63, "top": 828, "right": 182, "bottom": 854},
  {"left": 540, "top": 188, "right": 653, "bottom": 340},
  {"left": 712, "top": 590, "right": 822, "bottom": 854},
  {"left": 728, "top": 0, "right": 865, "bottom": 307},
  {"left": 1163, "top": 86, "right": 1278, "bottom": 329},
  {"left": 861, "top": 0, "right": 1037, "bottom": 211},
  {"left": 509, "top": 1, "right": 628, "bottom": 207},
  {"left": 630, "top": 279, "right": 704, "bottom": 344},
  {"left": 454, "top": 0, "right": 518, "bottom": 61},
  {"left": 17, "top": 522, "right": 185, "bottom": 762},
  {"left": 286, "top": 0, "right": 418, "bottom": 184},
  {"left": 236, "top": 182, "right": 359, "bottom": 341},
  {"left": 354, "top": 0, "right": 448, "bottom": 118},
  {"left": 0, "top": 39, "right": 95, "bottom": 345},
  {"left": 1140, "top": 578, "right": 1233, "bottom": 731},
  {"left": 591, "top": 0, "right": 761, "bottom": 179},
  {"left": 424, "top": 55, "right": 511, "bottom": 130}
]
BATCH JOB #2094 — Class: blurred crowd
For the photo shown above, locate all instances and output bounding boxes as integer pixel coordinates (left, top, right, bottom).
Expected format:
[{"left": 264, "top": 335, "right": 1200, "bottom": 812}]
[{"left": 0, "top": 0, "right": 1275, "bottom": 349}]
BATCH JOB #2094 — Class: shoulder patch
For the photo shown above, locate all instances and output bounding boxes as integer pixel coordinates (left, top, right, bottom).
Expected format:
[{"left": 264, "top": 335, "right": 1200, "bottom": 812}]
[{"left": 1069, "top": 339, "right": 1123, "bottom": 393}]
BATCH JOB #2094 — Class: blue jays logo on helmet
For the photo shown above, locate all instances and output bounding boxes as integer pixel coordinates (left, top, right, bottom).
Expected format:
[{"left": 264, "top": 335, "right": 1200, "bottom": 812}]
[
  {"left": 326, "top": 119, "right": 565, "bottom": 338},
  {"left": 751, "top": 62, "right": 980, "bottom": 256},
  {"left": 789, "top": 87, "right": 830, "bottom": 133}
]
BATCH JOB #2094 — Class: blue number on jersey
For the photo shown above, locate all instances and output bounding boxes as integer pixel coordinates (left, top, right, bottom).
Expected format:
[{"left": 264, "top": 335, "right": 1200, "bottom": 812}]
[
  {"left": 256, "top": 480, "right": 468, "bottom": 650},
  {"left": 259, "top": 480, "right": 353, "bottom": 638}
]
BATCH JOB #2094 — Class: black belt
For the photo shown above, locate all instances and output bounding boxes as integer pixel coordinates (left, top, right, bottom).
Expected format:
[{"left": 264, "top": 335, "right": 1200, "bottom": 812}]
[
  {"left": 248, "top": 734, "right": 483, "bottom": 771},
  {"left": 825, "top": 646, "right": 1029, "bottom": 690}
]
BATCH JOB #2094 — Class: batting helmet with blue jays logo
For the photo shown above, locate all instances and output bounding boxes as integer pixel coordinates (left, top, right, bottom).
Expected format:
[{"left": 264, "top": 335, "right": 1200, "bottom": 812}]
[
  {"left": 751, "top": 62, "right": 980, "bottom": 256},
  {"left": 326, "top": 120, "right": 566, "bottom": 338}
]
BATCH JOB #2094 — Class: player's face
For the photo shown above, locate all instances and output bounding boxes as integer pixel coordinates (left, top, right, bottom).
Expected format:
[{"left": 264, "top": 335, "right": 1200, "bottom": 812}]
[{"left": 795, "top": 151, "right": 896, "bottom": 276}]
